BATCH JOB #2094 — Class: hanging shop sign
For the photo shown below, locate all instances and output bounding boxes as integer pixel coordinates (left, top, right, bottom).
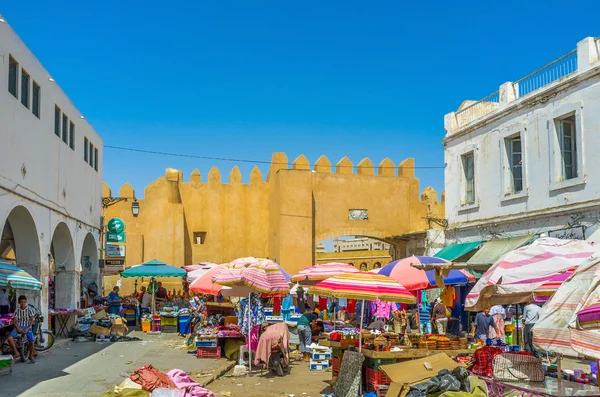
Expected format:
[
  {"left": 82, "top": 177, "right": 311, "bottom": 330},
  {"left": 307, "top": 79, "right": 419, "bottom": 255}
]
[
  {"left": 106, "top": 231, "right": 126, "bottom": 243},
  {"left": 107, "top": 218, "right": 126, "bottom": 234},
  {"left": 105, "top": 244, "right": 125, "bottom": 258},
  {"left": 101, "top": 258, "right": 125, "bottom": 273}
]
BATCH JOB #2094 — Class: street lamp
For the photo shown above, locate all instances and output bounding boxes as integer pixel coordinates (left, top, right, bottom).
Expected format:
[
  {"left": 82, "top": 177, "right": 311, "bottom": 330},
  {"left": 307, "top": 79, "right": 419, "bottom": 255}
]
[{"left": 131, "top": 201, "right": 140, "bottom": 217}]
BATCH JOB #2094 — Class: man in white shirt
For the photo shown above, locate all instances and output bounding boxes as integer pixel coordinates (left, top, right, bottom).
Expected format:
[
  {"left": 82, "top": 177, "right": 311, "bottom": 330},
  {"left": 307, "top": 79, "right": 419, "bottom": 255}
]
[
  {"left": 0, "top": 288, "right": 10, "bottom": 314},
  {"left": 523, "top": 302, "right": 542, "bottom": 353}
]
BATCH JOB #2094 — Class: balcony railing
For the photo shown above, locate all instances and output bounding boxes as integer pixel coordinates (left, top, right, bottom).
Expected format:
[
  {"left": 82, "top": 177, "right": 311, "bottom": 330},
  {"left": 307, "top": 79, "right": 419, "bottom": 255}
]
[
  {"left": 514, "top": 50, "right": 578, "bottom": 97},
  {"left": 455, "top": 91, "right": 500, "bottom": 128}
]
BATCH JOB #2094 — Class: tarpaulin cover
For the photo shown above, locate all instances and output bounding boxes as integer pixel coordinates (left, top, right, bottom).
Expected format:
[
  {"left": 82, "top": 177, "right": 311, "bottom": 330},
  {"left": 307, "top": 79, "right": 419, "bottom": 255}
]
[
  {"left": 465, "top": 238, "right": 598, "bottom": 311},
  {"left": 466, "top": 235, "right": 534, "bottom": 266},
  {"left": 435, "top": 241, "right": 482, "bottom": 261},
  {"left": 533, "top": 255, "right": 600, "bottom": 358}
]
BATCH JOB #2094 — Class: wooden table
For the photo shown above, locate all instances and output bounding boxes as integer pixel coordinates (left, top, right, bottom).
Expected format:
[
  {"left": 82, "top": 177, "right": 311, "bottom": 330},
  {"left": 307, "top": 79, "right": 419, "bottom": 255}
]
[{"left": 361, "top": 348, "right": 473, "bottom": 359}]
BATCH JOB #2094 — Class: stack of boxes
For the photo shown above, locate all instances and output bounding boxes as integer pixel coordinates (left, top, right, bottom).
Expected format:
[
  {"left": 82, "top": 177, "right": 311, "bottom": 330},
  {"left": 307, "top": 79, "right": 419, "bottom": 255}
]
[{"left": 310, "top": 346, "right": 332, "bottom": 371}]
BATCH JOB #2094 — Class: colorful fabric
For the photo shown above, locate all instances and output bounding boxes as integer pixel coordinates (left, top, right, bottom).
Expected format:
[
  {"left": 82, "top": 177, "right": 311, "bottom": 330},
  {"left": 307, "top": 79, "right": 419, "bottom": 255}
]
[
  {"left": 281, "top": 294, "right": 293, "bottom": 321},
  {"left": 291, "top": 262, "right": 359, "bottom": 283},
  {"left": 441, "top": 286, "right": 456, "bottom": 308},
  {"left": 309, "top": 272, "right": 415, "bottom": 303},
  {"left": 130, "top": 364, "right": 175, "bottom": 392},
  {"left": 371, "top": 298, "right": 393, "bottom": 320},
  {"left": 472, "top": 346, "right": 503, "bottom": 377},
  {"left": 236, "top": 293, "right": 265, "bottom": 336},
  {"left": 0, "top": 261, "right": 42, "bottom": 290},
  {"left": 489, "top": 314, "right": 505, "bottom": 341},
  {"left": 167, "top": 369, "right": 216, "bottom": 397},
  {"left": 318, "top": 296, "right": 328, "bottom": 311},
  {"left": 466, "top": 237, "right": 597, "bottom": 311},
  {"left": 347, "top": 299, "right": 356, "bottom": 314},
  {"left": 212, "top": 257, "right": 290, "bottom": 295},
  {"left": 254, "top": 322, "right": 289, "bottom": 366}
]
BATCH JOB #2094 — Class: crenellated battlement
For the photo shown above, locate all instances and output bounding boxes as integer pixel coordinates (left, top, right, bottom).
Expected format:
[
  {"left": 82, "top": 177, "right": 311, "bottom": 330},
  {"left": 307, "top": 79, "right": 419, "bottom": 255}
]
[{"left": 103, "top": 152, "right": 440, "bottom": 200}]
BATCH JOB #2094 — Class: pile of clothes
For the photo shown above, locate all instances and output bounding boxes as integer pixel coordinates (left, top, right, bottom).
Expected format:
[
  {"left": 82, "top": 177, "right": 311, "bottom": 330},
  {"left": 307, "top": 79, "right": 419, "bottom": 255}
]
[
  {"left": 196, "top": 325, "right": 241, "bottom": 338},
  {"left": 0, "top": 314, "right": 14, "bottom": 328},
  {"left": 103, "top": 365, "right": 215, "bottom": 397}
]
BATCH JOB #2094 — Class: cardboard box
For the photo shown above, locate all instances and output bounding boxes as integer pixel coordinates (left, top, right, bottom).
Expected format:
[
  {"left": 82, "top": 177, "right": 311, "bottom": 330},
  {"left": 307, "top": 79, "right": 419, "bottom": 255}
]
[
  {"left": 88, "top": 323, "right": 111, "bottom": 336},
  {"left": 111, "top": 317, "right": 124, "bottom": 326},
  {"left": 92, "top": 310, "right": 107, "bottom": 320},
  {"left": 380, "top": 353, "right": 460, "bottom": 397}
]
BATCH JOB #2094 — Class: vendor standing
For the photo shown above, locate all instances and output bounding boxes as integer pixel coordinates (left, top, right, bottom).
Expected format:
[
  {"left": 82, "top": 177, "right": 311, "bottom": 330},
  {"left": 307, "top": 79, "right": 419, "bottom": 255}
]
[
  {"left": 432, "top": 298, "right": 448, "bottom": 335},
  {"left": 523, "top": 301, "right": 542, "bottom": 353},
  {"left": 0, "top": 287, "right": 10, "bottom": 315},
  {"left": 156, "top": 282, "right": 168, "bottom": 302},
  {"left": 297, "top": 306, "right": 318, "bottom": 362},
  {"left": 472, "top": 307, "right": 498, "bottom": 343},
  {"left": 107, "top": 286, "right": 122, "bottom": 315}
]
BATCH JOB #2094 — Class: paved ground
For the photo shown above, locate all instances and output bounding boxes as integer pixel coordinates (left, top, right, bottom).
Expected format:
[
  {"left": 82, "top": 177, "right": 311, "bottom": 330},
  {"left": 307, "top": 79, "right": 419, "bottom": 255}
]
[
  {"left": 3, "top": 332, "right": 230, "bottom": 397},
  {"left": 209, "top": 360, "right": 334, "bottom": 397}
]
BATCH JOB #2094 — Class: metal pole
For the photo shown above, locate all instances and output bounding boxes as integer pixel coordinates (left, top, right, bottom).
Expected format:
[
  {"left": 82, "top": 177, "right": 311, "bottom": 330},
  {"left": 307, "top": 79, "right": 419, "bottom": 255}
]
[
  {"left": 516, "top": 304, "right": 520, "bottom": 348},
  {"left": 359, "top": 299, "right": 365, "bottom": 396},
  {"left": 248, "top": 293, "right": 252, "bottom": 376}
]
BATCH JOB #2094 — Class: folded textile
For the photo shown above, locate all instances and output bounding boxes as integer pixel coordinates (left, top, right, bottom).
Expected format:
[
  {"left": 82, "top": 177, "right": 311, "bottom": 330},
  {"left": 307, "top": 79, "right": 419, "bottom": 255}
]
[
  {"left": 167, "top": 369, "right": 216, "bottom": 397},
  {"left": 130, "top": 364, "right": 175, "bottom": 392}
]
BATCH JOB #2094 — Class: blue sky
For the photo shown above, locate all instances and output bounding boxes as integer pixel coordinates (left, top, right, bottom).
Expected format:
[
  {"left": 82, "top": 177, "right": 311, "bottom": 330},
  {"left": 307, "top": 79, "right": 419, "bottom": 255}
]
[{"left": 2, "top": 1, "right": 597, "bottom": 200}]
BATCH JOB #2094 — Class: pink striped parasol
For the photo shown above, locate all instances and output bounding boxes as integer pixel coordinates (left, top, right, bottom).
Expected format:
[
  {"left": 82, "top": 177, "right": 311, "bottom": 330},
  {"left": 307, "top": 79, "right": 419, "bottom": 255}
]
[
  {"left": 291, "top": 262, "right": 359, "bottom": 284},
  {"left": 212, "top": 257, "right": 290, "bottom": 296},
  {"left": 189, "top": 264, "right": 228, "bottom": 295}
]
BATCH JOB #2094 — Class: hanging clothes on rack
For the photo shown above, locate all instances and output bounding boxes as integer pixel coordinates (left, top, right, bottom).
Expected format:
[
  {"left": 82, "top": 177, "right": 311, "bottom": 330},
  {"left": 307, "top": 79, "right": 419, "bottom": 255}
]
[
  {"left": 273, "top": 297, "right": 282, "bottom": 316},
  {"left": 347, "top": 299, "right": 357, "bottom": 314},
  {"left": 296, "top": 285, "right": 306, "bottom": 312},
  {"left": 281, "top": 294, "right": 293, "bottom": 321},
  {"left": 236, "top": 293, "right": 265, "bottom": 337}
]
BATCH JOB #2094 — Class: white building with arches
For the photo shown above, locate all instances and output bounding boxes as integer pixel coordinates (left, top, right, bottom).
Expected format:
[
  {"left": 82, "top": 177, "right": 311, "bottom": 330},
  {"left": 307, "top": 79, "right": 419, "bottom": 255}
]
[{"left": 0, "top": 15, "right": 103, "bottom": 320}]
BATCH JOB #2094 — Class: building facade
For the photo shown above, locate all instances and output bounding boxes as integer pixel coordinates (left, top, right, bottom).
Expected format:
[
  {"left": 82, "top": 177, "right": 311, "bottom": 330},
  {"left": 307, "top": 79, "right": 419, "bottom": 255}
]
[
  {"left": 0, "top": 15, "right": 103, "bottom": 319},
  {"left": 444, "top": 37, "right": 600, "bottom": 245},
  {"left": 333, "top": 237, "right": 390, "bottom": 252}
]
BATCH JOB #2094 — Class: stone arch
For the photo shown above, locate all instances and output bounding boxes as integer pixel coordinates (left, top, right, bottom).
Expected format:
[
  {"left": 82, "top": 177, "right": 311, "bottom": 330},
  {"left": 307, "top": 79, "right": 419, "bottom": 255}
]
[
  {"left": 0, "top": 205, "right": 42, "bottom": 307},
  {"left": 359, "top": 262, "right": 368, "bottom": 271},
  {"left": 374, "top": 262, "right": 382, "bottom": 268},
  {"left": 80, "top": 232, "right": 99, "bottom": 304},
  {"left": 51, "top": 222, "right": 77, "bottom": 309}
]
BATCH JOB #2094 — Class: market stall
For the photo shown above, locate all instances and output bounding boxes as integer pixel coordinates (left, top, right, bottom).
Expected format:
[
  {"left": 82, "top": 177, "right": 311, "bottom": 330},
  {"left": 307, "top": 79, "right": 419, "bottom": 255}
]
[
  {"left": 120, "top": 259, "right": 187, "bottom": 334},
  {"left": 310, "top": 271, "right": 416, "bottom": 394},
  {"left": 209, "top": 257, "right": 290, "bottom": 370}
]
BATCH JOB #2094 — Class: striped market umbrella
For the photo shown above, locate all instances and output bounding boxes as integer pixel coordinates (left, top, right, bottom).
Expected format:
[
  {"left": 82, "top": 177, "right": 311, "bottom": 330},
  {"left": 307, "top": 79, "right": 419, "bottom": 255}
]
[
  {"left": 291, "top": 262, "right": 359, "bottom": 284},
  {"left": 212, "top": 257, "right": 290, "bottom": 296},
  {"left": 189, "top": 264, "right": 228, "bottom": 295},
  {"left": 378, "top": 256, "right": 472, "bottom": 290},
  {"left": 0, "top": 261, "right": 42, "bottom": 290},
  {"left": 309, "top": 272, "right": 415, "bottom": 304},
  {"left": 310, "top": 272, "right": 415, "bottom": 356}
]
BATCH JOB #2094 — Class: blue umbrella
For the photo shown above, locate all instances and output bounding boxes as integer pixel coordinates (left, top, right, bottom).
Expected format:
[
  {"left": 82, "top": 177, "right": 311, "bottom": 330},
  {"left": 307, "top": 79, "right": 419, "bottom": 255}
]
[{"left": 0, "top": 261, "right": 42, "bottom": 290}]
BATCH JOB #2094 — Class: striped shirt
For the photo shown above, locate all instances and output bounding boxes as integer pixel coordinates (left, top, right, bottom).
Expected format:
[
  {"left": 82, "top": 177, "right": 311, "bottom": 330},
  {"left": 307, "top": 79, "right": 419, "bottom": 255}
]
[{"left": 14, "top": 305, "right": 35, "bottom": 329}]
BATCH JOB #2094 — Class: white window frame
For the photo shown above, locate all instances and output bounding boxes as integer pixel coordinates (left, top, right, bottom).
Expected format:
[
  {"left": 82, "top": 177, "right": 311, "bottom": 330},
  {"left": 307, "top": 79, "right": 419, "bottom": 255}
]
[
  {"left": 458, "top": 144, "right": 478, "bottom": 210},
  {"left": 549, "top": 102, "right": 585, "bottom": 191},
  {"left": 500, "top": 126, "right": 528, "bottom": 202}
]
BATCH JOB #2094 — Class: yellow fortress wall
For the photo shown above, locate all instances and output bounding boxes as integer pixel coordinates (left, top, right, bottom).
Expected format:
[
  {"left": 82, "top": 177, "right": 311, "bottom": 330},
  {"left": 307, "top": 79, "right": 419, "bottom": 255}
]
[{"left": 102, "top": 152, "right": 444, "bottom": 275}]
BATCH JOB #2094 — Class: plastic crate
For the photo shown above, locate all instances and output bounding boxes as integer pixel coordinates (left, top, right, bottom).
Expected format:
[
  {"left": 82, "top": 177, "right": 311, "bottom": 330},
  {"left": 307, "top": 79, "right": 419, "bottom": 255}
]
[
  {"left": 311, "top": 351, "right": 332, "bottom": 361},
  {"left": 161, "top": 316, "right": 178, "bottom": 327},
  {"left": 365, "top": 367, "right": 391, "bottom": 386},
  {"left": 310, "top": 360, "right": 330, "bottom": 371},
  {"left": 366, "top": 358, "right": 397, "bottom": 370},
  {"left": 195, "top": 338, "right": 218, "bottom": 347},
  {"left": 197, "top": 346, "right": 221, "bottom": 359},
  {"left": 366, "top": 384, "right": 389, "bottom": 397},
  {"left": 332, "top": 356, "right": 340, "bottom": 373}
]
